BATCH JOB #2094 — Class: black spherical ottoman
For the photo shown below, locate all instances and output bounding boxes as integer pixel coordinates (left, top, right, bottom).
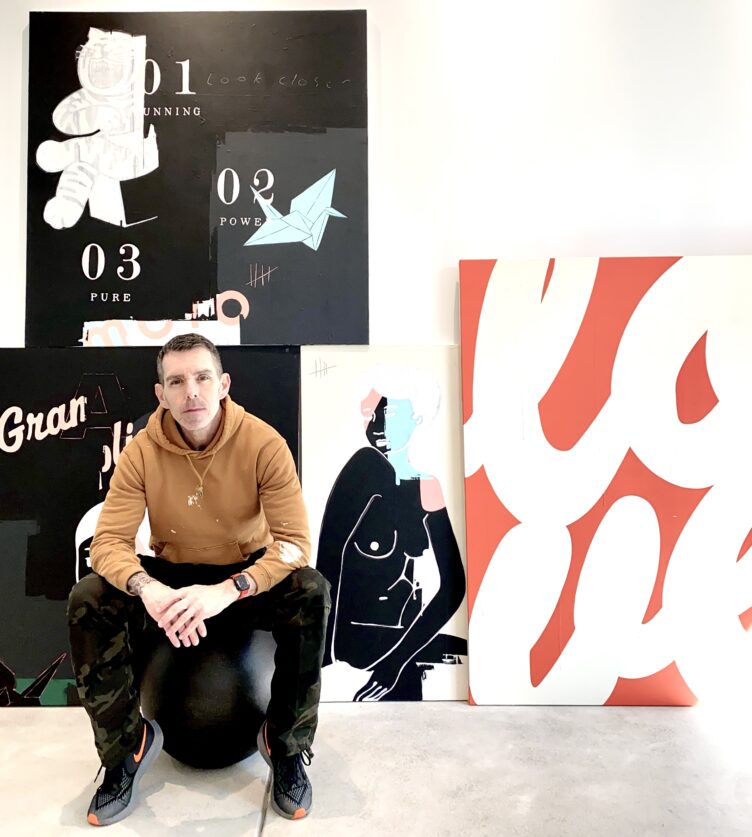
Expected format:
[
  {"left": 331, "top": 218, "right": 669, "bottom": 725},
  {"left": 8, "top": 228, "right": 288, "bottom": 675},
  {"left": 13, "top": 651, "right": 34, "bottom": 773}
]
[{"left": 139, "top": 615, "right": 276, "bottom": 769}]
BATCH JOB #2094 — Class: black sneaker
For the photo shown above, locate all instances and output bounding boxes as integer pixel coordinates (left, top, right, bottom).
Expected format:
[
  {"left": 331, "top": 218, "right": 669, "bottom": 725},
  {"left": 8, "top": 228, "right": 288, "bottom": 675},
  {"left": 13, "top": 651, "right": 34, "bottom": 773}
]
[
  {"left": 87, "top": 718, "right": 163, "bottom": 826},
  {"left": 257, "top": 720, "right": 313, "bottom": 820}
]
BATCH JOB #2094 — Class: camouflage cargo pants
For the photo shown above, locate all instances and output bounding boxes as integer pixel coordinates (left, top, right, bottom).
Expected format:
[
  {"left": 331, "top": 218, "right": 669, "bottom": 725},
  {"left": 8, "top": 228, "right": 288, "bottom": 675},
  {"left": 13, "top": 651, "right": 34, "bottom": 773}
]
[{"left": 67, "top": 556, "right": 330, "bottom": 769}]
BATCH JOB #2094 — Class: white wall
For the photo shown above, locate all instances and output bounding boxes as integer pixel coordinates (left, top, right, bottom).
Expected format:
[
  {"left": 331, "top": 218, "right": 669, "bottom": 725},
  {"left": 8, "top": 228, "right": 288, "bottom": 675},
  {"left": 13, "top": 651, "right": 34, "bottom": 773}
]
[{"left": 3, "top": 0, "right": 752, "bottom": 349}]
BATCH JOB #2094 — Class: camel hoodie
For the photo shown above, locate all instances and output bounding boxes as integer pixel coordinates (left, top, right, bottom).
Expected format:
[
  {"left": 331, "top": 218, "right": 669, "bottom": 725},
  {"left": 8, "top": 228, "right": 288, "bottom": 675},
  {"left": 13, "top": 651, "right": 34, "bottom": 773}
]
[{"left": 89, "top": 395, "right": 310, "bottom": 594}]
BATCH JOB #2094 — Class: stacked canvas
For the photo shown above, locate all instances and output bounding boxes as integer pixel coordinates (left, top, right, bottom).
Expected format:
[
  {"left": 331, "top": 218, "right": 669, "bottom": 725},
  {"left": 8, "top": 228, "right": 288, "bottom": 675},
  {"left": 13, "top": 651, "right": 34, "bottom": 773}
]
[{"left": 4, "top": 10, "right": 373, "bottom": 704}]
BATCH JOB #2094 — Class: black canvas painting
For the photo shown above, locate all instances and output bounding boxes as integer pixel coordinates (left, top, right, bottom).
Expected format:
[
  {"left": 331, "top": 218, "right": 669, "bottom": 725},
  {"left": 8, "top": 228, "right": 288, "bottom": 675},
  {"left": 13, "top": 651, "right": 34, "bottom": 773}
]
[
  {"left": 26, "top": 11, "right": 368, "bottom": 347},
  {"left": 0, "top": 346, "right": 300, "bottom": 704}
]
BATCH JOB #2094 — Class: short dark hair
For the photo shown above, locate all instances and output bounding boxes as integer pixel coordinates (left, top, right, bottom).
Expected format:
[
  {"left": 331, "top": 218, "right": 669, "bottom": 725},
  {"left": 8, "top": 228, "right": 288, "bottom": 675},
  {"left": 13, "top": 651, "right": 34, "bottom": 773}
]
[{"left": 156, "top": 334, "right": 224, "bottom": 384}]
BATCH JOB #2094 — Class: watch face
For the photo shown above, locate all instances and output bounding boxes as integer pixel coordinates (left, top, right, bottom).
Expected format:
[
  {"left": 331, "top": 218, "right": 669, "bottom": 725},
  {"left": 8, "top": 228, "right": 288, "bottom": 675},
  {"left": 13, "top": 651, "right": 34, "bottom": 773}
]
[{"left": 233, "top": 573, "right": 251, "bottom": 592}]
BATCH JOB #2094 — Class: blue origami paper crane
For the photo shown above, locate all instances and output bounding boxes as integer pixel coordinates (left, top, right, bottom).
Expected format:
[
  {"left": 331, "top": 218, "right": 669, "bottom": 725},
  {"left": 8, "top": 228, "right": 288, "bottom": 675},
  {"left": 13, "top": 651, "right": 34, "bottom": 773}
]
[{"left": 243, "top": 169, "right": 346, "bottom": 251}]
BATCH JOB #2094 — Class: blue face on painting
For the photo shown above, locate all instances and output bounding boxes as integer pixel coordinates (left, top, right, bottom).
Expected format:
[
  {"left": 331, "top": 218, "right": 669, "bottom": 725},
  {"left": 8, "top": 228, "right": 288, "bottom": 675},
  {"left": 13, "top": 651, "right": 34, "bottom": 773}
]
[{"left": 362, "top": 392, "right": 420, "bottom": 454}]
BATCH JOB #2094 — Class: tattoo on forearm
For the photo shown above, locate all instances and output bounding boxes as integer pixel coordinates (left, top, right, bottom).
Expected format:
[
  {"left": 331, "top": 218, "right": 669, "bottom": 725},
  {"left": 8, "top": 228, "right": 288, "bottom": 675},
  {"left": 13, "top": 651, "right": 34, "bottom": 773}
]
[{"left": 127, "top": 572, "right": 154, "bottom": 596}]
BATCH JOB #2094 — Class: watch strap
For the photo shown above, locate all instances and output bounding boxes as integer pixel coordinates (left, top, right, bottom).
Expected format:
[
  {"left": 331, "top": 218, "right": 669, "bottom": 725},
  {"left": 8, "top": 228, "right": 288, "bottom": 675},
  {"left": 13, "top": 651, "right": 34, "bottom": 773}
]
[{"left": 231, "top": 572, "right": 252, "bottom": 599}]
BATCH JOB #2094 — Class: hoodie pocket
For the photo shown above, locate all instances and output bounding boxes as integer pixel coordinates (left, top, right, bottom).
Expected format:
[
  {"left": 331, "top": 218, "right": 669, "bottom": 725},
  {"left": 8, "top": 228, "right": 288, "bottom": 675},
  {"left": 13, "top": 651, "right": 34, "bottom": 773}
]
[{"left": 159, "top": 540, "right": 246, "bottom": 565}]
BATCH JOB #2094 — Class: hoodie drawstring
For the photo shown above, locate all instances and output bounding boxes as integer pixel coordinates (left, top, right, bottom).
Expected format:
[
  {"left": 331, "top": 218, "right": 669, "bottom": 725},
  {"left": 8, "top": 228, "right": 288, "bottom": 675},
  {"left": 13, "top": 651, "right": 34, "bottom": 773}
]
[{"left": 185, "top": 450, "right": 217, "bottom": 506}]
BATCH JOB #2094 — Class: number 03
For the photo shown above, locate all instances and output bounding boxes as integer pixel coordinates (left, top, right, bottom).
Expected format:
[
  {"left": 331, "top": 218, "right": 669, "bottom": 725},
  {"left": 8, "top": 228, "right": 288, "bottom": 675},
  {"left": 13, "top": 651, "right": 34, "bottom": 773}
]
[{"left": 81, "top": 243, "right": 141, "bottom": 281}]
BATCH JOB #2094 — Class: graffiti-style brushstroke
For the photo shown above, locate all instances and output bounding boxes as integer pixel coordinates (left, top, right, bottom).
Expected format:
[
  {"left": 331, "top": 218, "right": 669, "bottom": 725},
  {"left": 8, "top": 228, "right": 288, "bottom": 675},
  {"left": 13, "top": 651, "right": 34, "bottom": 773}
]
[{"left": 461, "top": 256, "right": 752, "bottom": 705}]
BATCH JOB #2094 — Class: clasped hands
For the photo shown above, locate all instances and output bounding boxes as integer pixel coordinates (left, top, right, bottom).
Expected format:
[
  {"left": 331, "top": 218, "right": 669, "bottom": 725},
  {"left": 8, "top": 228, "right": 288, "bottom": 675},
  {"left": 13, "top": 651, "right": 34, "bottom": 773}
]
[{"left": 141, "top": 579, "right": 237, "bottom": 649}]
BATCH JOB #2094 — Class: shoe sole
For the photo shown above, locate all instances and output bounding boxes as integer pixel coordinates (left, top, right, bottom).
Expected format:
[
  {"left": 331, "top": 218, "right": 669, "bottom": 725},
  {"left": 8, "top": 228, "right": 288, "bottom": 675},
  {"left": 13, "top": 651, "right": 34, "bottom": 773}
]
[
  {"left": 256, "top": 722, "right": 312, "bottom": 820},
  {"left": 89, "top": 719, "right": 164, "bottom": 827}
]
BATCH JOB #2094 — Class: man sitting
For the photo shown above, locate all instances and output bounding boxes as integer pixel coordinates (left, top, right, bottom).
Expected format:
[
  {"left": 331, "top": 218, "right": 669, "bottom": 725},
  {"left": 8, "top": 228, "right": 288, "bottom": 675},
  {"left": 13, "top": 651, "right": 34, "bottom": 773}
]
[{"left": 67, "top": 334, "right": 330, "bottom": 825}]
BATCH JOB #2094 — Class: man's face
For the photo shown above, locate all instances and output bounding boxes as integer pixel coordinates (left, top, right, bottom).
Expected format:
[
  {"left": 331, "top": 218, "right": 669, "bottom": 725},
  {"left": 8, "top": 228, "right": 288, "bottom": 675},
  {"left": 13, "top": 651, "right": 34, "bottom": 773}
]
[{"left": 154, "top": 347, "right": 230, "bottom": 439}]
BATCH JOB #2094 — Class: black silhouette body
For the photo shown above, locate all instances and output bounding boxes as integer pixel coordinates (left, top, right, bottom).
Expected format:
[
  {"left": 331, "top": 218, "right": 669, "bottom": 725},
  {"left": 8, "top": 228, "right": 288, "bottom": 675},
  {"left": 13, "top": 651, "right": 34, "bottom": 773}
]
[{"left": 317, "top": 392, "right": 466, "bottom": 701}]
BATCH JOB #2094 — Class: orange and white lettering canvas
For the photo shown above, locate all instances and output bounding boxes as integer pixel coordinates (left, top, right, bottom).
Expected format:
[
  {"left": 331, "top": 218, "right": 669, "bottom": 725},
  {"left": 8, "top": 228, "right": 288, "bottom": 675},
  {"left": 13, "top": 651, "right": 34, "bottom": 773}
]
[{"left": 460, "top": 257, "right": 752, "bottom": 705}]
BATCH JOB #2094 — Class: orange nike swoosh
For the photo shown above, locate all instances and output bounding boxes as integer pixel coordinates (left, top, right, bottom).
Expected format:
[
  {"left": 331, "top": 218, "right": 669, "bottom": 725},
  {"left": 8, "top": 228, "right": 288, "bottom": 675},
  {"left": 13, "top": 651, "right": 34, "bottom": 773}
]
[{"left": 133, "top": 723, "right": 148, "bottom": 763}]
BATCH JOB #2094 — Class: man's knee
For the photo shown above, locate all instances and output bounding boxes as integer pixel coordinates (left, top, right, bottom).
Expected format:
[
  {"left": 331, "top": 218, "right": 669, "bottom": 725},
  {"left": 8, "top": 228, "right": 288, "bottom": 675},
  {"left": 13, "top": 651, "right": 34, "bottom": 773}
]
[
  {"left": 67, "top": 573, "right": 119, "bottom": 625},
  {"left": 288, "top": 567, "right": 331, "bottom": 610}
]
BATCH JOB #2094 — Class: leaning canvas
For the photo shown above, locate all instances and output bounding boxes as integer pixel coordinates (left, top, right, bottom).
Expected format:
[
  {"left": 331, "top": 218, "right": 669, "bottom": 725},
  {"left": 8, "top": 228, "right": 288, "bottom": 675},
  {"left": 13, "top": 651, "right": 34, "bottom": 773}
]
[
  {"left": 301, "top": 346, "right": 468, "bottom": 701},
  {"left": 461, "top": 257, "right": 752, "bottom": 705}
]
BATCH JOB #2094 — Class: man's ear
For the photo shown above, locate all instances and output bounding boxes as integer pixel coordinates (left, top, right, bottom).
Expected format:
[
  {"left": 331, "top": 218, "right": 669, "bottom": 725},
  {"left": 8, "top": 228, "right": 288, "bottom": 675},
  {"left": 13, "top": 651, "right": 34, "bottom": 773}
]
[
  {"left": 154, "top": 382, "right": 166, "bottom": 406},
  {"left": 219, "top": 372, "right": 231, "bottom": 398}
]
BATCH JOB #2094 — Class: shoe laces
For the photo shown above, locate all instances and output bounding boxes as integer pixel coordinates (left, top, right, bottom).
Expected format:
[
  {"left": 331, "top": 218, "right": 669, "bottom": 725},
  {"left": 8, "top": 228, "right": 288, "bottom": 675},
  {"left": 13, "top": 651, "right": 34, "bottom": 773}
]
[
  {"left": 275, "top": 748, "right": 313, "bottom": 791},
  {"left": 91, "top": 719, "right": 147, "bottom": 788},
  {"left": 92, "top": 762, "right": 131, "bottom": 801}
]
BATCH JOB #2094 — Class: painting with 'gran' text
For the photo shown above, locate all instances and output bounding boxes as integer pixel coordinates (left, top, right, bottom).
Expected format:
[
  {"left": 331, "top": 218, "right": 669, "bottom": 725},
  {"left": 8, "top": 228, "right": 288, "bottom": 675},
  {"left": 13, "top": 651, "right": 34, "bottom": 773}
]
[{"left": 0, "top": 347, "right": 299, "bottom": 704}]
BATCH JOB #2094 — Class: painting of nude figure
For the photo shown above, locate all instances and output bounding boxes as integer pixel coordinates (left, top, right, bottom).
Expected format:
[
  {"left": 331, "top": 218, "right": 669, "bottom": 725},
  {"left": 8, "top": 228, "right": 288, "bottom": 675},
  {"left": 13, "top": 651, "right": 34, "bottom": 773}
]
[{"left": 302, "top": 347, "right": 468, "bottom": 701}]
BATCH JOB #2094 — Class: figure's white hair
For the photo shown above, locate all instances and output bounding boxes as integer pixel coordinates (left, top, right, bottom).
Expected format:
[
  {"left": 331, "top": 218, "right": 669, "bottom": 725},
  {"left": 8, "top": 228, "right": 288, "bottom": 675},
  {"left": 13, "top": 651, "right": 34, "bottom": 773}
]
[{"left": 354, "top": 364, "right": 441, "bottom": 423}]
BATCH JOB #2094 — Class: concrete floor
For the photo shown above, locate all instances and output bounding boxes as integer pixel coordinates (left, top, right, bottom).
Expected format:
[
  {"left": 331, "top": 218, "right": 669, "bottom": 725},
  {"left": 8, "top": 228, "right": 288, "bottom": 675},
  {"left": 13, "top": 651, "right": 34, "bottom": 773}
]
[{"left": 2, "top": 702, "right": 752, "bottom": 836}]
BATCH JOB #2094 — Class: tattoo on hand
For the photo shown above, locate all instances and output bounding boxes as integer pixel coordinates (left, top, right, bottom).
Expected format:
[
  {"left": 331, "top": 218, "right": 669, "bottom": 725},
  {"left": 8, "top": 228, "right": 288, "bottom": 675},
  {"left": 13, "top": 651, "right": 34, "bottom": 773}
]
[{"left": 127, "top": 572, "right": 154, "bottom": 597}]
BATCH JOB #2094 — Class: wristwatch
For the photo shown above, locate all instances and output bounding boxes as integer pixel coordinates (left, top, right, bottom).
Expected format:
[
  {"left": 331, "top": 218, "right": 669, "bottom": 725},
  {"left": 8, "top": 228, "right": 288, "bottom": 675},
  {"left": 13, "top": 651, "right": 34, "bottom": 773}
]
[{"left": 231, "top": 572, "right": 253, "bottom": 599}]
